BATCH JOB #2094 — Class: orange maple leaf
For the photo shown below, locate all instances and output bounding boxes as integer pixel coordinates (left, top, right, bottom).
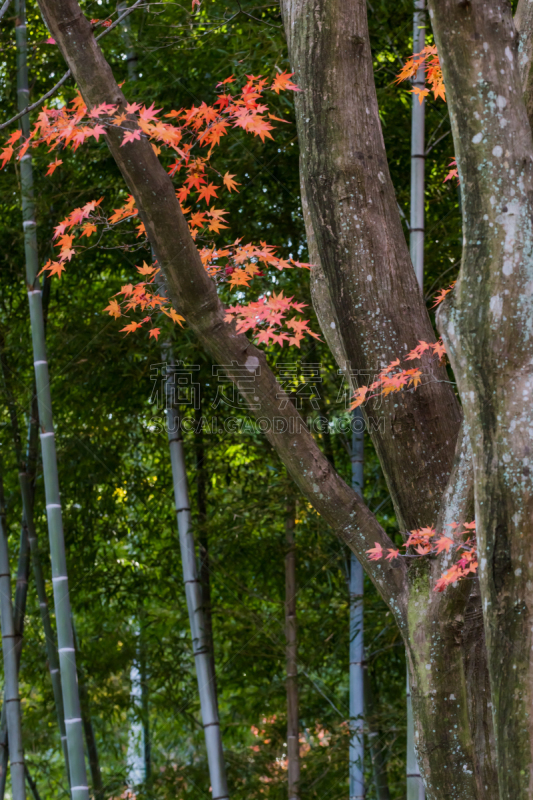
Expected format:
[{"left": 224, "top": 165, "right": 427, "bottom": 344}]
[
  {"left": 0, "top": 146, "right": 13, "bottom": 169},
  {"left": 104, "top": 299, "right": 122, "bottom": 318},
  {"left": 435, "top": 535, "right": 454, "bottom": 555},
  {"left": 197, "top": 183, "right": 220, "bottom": 204},
  {"left": 149, "top": 328, "right": 161, "bottom": 340},
  {"left": 136, "top": 261, "right": 158, "bottom": 276},
  {"left": 223, "top": 172, "right": 240, "bottom": 192},
  {"left": 42, "top": 260, "right": 67, "bottom": 279},
  {"left": 5, "top": 130, "right": 22, "bottom": 146},
  {"left": 163, "top": 307, "right": 185, "bottom": 327},
  {"left": 80, "top": 223, "right": 97, "bottom": 238},
  {"left": 120, "top": 320, "right": 144, "bottom": 335},
  {"left": 270, "top": 71, "right": 300, "bottom": 94}
]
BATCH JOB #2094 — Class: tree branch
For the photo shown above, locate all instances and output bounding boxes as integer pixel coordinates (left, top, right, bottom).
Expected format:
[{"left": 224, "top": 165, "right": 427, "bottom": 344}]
[{"left": 36, "top": 0, "right": 409, "bottom": 621}]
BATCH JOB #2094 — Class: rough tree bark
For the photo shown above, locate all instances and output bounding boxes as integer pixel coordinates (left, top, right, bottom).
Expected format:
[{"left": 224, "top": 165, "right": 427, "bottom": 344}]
[
  {"left": 431, "top": 1, "right": 533, "bottom": 797},
  {"left": 33, "top": 0, "right": 533, "bottom": 796}
]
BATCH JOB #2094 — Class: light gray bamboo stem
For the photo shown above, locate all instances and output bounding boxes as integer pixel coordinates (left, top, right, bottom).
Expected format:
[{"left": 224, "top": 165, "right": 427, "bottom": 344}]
[
  {"left": 117, "top": 1, "right": 139, "bottom": 81},
  {"left": 349, "top": 409, "right": 364, "bottom": 800},
  {"left": 410, "top": 0, "right": 426, "bottom": 291},
  {"left": 16, "top": 0, "right": 88, "bottom": 793},
  {"left": 165, "top": 364, "right": 229, "bottom": 800},
  {"left": 407, "top": 672, "right": 424, "bottom": 800},
  {"left": 364, "top": 671, "right": 390, "bottom": 800},
  {"left": 408, "top": 3, "right": 426, "bottom": 797},
  {"left": 0, "top": 463, "right": 25, "bottom": 800},
  {"left": 285, "top": 500, "right": 299, "bottom": 800}
]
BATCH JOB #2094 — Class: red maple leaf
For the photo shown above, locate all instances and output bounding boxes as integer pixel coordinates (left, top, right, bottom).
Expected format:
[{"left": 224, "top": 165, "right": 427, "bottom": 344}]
[
  {"left": 367, "top": 542, "right": 384, "bottom": 561},
  {"left": 121, "top": 129, "right": 142, "bottom": 146}
]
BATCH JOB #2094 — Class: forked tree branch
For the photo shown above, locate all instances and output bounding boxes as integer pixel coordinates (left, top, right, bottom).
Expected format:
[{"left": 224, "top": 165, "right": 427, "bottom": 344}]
[{"left": 35, "top": 0, "right": 409, "bottom": 620}]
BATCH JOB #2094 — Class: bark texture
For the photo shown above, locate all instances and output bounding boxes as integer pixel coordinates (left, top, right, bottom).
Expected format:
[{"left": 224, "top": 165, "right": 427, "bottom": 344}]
[
  {"left": 281, "top": 0, "right": 461, "bottom": 533},
  {"left": 431, "top": 1, "right": 533, "bottom": 795}
]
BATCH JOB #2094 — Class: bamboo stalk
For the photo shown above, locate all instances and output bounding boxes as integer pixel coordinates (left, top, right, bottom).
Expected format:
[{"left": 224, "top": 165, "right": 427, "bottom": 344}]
[
  {"left": 0, "top": 324, "right": 70, "bottom": 782},
  {"left": 194, "top": 406, "right": 217, "bottom": 697},
  {"left": 285, "top": 498, "right": 299, "bottom": 800},
  {"left": 364, "top": 670, "right": 390, "bottom": 800},
  {"left": 410, "top": 0, "right": 426, "bottom": 291},
  {"left": 349, "top": 409, "right": 364, "bottom": 800},
  {"left": 73, "top": 628, "right": 103, "bottom": 800},
  {"left": 164, "top": 360, "right": 229, "bottom": 800},
  {"left": 117, "top": 1, "right": 139, "bottom": 81},
  {"left": 0, "top": 460, "right": 25, "bottom": 799},
  {"left": 408, "top": 3, "right": 426, "bottom": 797},
  {"left": 139, "top": 629, "right": 151, "bottom": 785},
  {"left": 406, "top": 672, "right": 424, "bottom": 800},
  {"left": 16, "top": 0, "right": 88, "bottom": 793}
]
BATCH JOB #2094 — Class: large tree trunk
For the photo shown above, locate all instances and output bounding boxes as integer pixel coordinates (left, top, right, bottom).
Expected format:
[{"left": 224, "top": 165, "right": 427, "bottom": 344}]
[{"left": 431, "top": 1, "right": 533, "bottom": 795}]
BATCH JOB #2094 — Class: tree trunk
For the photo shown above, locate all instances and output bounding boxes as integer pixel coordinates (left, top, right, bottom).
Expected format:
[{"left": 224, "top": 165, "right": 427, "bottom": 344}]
[
  {"left": 285, "top": 499, "right": 300, "bottom": 800},
  {"left": 0, "top": 462, "right": 25, "bottom": 800},
  {"left": 431, "top": 0, "right": 533, "bottom": 794}
]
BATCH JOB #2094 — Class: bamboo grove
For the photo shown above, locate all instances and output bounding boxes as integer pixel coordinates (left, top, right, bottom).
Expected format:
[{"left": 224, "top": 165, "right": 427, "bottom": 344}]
[{"left": 0, "top": 0, "right": 469, "bottom": 798}]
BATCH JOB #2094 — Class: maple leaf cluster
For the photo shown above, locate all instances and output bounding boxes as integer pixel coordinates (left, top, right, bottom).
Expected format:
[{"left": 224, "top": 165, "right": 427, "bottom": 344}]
[
  {"left": 225, "top": 290, "right": 320, "bottom": 348},
  {"left": 0, "top": 71, "right": 318, "bottom": 347},
  {"left": 367, "top": 521, "right": 477, "bottom": 593},
  {"left": 396, "top": 45, "right": 445, "bottom": 103},
  {"left": 350, "top": 338, "right": 446, "bottom": 410},
  {"left": 444, "top": 158, "right": 459, "bottom": 184},
  {"left": 39, "top": 198, "right": 103, "bottom": 278},
  {"left": 105, "top": 261, "right": 184, "bottom": 340},
  {"left": 431, "top": 279, "right": 456, "bottom": 309}
]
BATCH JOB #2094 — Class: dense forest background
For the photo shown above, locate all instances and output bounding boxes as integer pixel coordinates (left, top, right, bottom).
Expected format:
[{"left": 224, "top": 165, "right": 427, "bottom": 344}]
[{"left": 0, "top": 0, "right": 462, "bottom": 797}]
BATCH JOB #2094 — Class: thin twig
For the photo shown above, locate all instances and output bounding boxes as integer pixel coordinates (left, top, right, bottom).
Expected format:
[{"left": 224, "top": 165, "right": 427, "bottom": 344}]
[
  {"left": 0, "top": 70, "right": 71, "bottom": 131},
  {"left": 425, "top": 127, "right": 450, "bottom": 156},
  {"left": 0, "top": 0, "right": 145, "bottom": 132}
]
